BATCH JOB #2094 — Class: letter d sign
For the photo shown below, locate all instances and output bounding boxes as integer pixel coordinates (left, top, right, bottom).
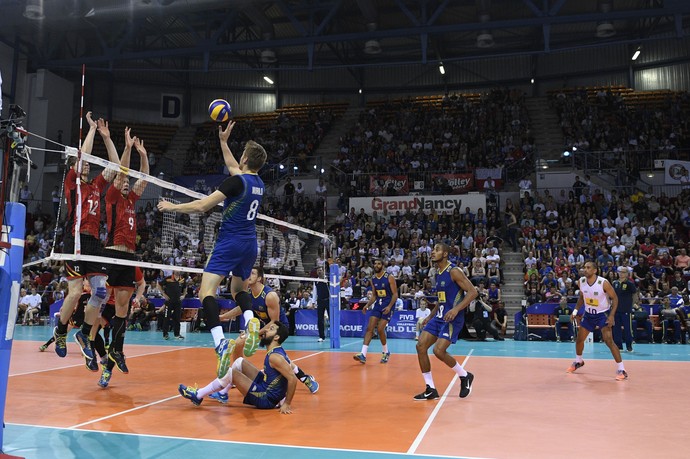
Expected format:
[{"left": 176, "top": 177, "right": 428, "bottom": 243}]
[{"left": 161, "top": 94, "right": 181, "bottom": 119}]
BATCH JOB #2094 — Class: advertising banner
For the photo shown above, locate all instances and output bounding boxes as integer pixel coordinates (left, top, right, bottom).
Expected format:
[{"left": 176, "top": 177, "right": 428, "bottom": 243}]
[
  {"left": 349, "top": 194, "right": 487, "bottom": 216},
  {"left": 432, "top": 173, "right": 474, "bottom": 193},
  {"left": 294, "top": 310, "right": 415, "bottom": 339},
  {"left": 369, "top": 175, "right": 409, "bottom": 194}
]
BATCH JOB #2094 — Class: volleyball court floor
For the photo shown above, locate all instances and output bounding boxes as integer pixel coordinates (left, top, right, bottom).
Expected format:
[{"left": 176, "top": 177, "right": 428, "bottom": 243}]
[{"left": 4, "top": 326, "right": 689, "bottom": 459}]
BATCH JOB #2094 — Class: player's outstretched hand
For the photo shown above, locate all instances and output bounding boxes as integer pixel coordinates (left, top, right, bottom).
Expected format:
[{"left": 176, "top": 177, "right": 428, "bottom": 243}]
[
  {"left": 218, "top": 121, "right": 236, "bottom": 143},
  {"left": 157, "top": 199, "right": 174, "bottom": 212}
]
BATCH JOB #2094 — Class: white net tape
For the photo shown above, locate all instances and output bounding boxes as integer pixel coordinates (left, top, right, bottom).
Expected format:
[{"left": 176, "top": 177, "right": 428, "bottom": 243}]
[{"left": 23, "top": 140, "right": 328, "bottom": 285}]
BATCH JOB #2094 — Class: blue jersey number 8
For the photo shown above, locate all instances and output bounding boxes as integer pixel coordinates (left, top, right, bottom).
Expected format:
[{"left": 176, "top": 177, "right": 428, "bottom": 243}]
[{"left": 247, "top": 200, "right": 259, "bottom": 220}]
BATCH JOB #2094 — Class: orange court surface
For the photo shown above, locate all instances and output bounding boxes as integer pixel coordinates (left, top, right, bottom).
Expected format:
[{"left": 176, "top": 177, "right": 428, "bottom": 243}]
[{"left": 3, "top": 327, "right": 689, "bottom": 459}]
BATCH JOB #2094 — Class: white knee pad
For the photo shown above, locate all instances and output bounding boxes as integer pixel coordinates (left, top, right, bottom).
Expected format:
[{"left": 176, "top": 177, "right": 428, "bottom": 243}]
[
  {"left": 231, "top": 357, "right": 244, "bottom": 372},
  {"left": 88, "top": 275, "right": 108, "bottom": 311}
]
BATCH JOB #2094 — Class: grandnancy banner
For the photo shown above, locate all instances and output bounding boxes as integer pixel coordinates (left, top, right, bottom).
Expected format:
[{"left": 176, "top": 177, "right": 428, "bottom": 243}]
[{"left": 350, "top": 193, "right": 487, "bottom": 216}]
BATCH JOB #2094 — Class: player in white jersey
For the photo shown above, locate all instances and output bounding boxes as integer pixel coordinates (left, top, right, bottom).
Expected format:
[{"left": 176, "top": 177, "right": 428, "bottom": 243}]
[{"left": 567, "top": 261, "right": 627, "bottom": 380}]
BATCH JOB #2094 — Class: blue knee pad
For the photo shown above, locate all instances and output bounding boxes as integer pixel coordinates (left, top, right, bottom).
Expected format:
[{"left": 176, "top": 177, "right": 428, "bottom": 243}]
[{"left": 88, "top": 275, "right": 108, "bottom": 312}]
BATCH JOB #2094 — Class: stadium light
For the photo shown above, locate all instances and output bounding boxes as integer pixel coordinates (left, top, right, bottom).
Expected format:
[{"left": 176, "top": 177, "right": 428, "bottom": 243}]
[{"left": 631, "top": 47, "right": 641, "bottom": 61}]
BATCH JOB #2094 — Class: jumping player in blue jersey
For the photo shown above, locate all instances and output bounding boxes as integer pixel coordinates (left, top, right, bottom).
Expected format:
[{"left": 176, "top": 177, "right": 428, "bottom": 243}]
[
  {"left": 212, "top": 267, "right": 320, "bottom": 401},
  {"left": 414, "top": 242, "right": 477, "bottom": 401},
  {"left": 179, "top": 321, "right": 299, "bottom": 414},
  {"left": 158, "top": 121, "right": 265, "bottom": 378},
  {"left": 353, "top": 258, "right": 399, "bottom": 364}
]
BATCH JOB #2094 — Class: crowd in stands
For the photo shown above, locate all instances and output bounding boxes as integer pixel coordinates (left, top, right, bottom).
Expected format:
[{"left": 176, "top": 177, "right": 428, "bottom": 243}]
[
  {"left": 551, "top": 88, "right": 690, "bottom": 177},
  {"left": 331, "top": 89, "right": 534, "bottom": 197},
  {"left": 184, "top": 108, "right": 336, "bottom": 175},
  {"left": 515, "top": 177, "right": 690, "bottom": 317},
  {"left": 325, "top": 203, "right": 505, "bottom": 310}
]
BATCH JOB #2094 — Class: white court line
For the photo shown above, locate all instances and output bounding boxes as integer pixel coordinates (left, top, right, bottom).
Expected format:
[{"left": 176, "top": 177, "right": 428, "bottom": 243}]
[
  {"left": 9, "top": 347, "right": 191, "bottom": 377},
  {"left": 407, "top": 349, "right": 474, "bottom": 455},
  {"left": 291, "top": 351, "right": 324, "bottom": 362},
  {"left": 69, "top": 395, "right": 181, "bottom": 429}
]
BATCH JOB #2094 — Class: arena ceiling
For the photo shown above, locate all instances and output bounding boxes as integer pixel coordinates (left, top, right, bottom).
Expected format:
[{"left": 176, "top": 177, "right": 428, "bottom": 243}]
[{"left": 1, "top": 0, "right": 690, "bottom": 75}]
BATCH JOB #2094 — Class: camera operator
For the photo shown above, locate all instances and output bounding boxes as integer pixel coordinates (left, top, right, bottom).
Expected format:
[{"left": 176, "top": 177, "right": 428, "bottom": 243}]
[{"left": 471, "top": 289, "right": 504, "bottom": 341}]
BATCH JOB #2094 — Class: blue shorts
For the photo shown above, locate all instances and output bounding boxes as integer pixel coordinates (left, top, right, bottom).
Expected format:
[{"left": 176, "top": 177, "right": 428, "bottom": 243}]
[
  {"left": 370, "top": 301, "right": 393, "bottom": 322},
  {"left": 242, "top": 372, "right": 285, "bottom": 409},
  {"left": 580, "top": 311, "right": 610, "bottom": 332},
  {"left": 204, "top": 238, "right": 257, "bottom": 280},
  {"left": 423, "top": 316, "right": 464, "bottom": 344}
]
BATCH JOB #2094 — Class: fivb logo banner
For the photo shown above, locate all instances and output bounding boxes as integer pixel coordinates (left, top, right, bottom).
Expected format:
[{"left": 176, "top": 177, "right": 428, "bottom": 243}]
[
  {"left": 294, "top": 310, "right": 415, "bottom": 338},
  {"left": 386, "top": 311, "right": 417, "bottom": 339}
]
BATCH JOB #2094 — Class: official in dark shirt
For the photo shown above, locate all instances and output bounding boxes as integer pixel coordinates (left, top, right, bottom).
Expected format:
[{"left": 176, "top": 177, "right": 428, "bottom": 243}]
[
  {"left": 161, "top": 271, "right": 183, "bottom": 340},
  {"left": 314, "top": 267, "right": 330, "bottom": 342},
  {"left": 612, "top": 267, "right": 637, "bottom": 352},
  {"left": 554, "top": 297, "right": 574, "bottom": 342}
]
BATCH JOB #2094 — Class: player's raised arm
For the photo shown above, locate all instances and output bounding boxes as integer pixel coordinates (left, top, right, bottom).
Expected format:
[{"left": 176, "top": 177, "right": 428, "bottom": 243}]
[
  {"left": 96, "top": 118, "right": 121, "bottom": 182},
  {"left": 80, "top": 111, "right": 98, "bottom": 154},
  {"left": 132, "top": 138, "right": 149, "bottom": 196},
  {"left": 218, "top": 121, "right": 242, "bottom": 176},
  {"left": 119, "top": 127, "right": 135, "bottom": 169}
]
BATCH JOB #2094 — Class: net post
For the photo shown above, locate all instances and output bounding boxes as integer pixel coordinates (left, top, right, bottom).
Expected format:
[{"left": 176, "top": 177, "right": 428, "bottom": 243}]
[
  {"left": 0, "top": 202, "right": 26, "bottom": 456},
  {"left": 328, "top": 262, "right": 340, "bottom": 349}
]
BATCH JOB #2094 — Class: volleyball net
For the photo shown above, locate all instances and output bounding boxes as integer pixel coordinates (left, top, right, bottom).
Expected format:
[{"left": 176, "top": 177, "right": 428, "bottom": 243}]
[{"left": 23, "top": 132, "right": 332, "bottom": 292}]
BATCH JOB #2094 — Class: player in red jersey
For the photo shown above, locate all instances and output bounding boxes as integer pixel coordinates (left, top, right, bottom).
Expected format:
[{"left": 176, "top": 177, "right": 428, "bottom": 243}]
[
  {"left": 98, "top": 130, "right": 149, "bottom": 383},
  {"left": 54, "top": 114, "right": 121, "bottom": 369}
]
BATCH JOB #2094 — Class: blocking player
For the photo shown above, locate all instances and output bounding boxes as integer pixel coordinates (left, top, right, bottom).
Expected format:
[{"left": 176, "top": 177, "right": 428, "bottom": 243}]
[
  {"left": 54, "top": 114, "right": 120, "bottom": 369},
  {"left": 353, "top": 258, "right": 398, "bottom": 364},
  {"left": 99, "top": 131, "right": 149, "bottom": 380}
]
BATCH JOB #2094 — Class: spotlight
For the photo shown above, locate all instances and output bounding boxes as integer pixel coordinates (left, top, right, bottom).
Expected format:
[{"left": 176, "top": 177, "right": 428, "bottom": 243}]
[
  {"left": 438, "top": 63, "right": 445, "bottom": 75},
  {"left": 279, "top": 164, "right": 285, "bottom": 170},
  {"left": 563, "top": 150, "right": 571, "bottom": 157},
  {"left": 632, "top": 47, "right": 641, "bottom": 61},
  {"left": 263, "top": 75, "right": 274, "bottom": 85}
]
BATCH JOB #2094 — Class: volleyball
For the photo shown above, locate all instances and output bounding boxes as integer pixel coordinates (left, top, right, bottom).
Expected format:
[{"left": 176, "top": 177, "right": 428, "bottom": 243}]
[{"left": 208, "top": 99, "right": 232, "bottom": 122}]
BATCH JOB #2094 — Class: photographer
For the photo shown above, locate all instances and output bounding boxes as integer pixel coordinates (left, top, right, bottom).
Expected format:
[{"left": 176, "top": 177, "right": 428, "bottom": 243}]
[{"left": 471, "top": 289, "right": 504, "bottom": 341}]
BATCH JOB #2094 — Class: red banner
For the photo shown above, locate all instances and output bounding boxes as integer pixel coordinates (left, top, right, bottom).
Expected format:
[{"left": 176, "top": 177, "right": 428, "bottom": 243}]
[
  {"left": 369, "top": 175, "right": 409, "bottom": 195},
  {"left": 432, "top": 173, "right": 475, "bottom": 193}
]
